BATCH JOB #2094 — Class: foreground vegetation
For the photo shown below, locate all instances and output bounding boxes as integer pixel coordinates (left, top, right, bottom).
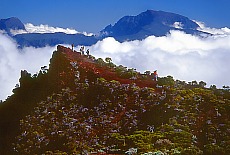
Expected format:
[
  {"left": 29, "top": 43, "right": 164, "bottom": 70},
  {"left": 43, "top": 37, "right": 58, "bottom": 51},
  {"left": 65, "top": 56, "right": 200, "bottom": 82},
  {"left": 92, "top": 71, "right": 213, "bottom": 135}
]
[{"left": 0, "top": 46, "right": 229, "bottom": 154}]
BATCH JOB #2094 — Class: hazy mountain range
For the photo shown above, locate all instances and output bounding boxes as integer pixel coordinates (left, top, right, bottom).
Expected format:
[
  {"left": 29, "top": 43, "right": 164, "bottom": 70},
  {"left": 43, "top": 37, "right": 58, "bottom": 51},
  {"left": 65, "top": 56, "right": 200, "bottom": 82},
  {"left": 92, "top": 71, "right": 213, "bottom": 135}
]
[{"left": 0, "top": 10, "right": 209, "bottom": 47}]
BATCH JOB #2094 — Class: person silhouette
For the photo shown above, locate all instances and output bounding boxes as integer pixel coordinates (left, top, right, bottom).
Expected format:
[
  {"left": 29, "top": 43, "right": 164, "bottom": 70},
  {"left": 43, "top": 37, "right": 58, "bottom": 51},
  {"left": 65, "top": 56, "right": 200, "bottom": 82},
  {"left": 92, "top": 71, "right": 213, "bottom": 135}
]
[
  {"left": 80, "top": 46, "right": 85, "bottom": 55},
  {"left": 86, "top": 49, "right": 89, "bottom": 55},
  {"left": 153, "top": 70, "right": 158, "bottom": 81},
  {"left": 71, "top": 44, "right": 74, "bottom": 51}
]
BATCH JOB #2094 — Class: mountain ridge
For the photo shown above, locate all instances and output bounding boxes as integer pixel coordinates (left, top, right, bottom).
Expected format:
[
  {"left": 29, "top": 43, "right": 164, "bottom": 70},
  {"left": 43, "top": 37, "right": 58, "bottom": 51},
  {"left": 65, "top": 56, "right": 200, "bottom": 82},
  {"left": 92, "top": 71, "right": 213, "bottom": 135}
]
[
  {"left": 14, "top": 32, "right": 98, "bottom": 47},
  {"left": 1, "top": 10, "right": 210, "bottom": 47},
  {"left": 0, "top": 45, "right": 229, "bottom": 154},
  {"left": 0, "top": 45, "right": 158, "bottom": 154}
]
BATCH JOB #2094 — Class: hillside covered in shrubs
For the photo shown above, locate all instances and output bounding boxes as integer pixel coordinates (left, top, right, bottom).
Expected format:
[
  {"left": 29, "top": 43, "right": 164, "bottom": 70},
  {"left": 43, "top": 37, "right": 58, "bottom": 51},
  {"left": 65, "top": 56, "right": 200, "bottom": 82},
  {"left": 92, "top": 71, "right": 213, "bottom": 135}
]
[{"left": 0, "top": 45, "right": 229, "bottom": 154}]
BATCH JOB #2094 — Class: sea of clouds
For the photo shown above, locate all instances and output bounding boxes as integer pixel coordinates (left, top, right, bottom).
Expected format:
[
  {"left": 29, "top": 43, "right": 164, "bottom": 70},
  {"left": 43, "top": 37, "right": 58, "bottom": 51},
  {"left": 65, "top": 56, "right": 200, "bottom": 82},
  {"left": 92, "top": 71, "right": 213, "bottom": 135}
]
[
  {"left": 0, "top": 34, "right": 55, "bottom": 100},
  {"left": 10, "top": 23, "right": 94, "bottom": 36},
  {"left": 89, "top": 31, "right": 230, "bottom": 86},
  {"left": 0, "top": 23, "right": 230, "bottom": 101}
]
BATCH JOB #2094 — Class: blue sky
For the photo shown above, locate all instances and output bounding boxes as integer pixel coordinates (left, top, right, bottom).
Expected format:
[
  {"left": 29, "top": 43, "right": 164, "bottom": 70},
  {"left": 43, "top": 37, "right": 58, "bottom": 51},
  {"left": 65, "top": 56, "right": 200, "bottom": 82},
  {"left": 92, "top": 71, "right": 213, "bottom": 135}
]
[{"left": 1, "top": 0, "right": 230, "bottom": 33}]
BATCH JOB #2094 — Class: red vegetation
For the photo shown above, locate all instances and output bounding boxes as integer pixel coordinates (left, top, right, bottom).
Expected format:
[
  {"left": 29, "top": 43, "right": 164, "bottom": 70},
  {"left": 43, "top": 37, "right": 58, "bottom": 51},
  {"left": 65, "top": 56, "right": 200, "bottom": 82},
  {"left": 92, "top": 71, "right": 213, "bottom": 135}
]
[{"left": 57, "top": 45, "right": 156, "bottom": 88}]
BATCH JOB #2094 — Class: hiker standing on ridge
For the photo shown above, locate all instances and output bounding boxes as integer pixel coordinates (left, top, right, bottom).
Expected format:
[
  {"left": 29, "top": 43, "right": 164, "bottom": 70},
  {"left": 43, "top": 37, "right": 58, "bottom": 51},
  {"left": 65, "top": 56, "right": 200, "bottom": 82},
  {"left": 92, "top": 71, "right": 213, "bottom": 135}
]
[
  {"left": 86, "top": 49, "right": 90, "bottom": 56},
  {"left": 80, "top": 46, "right": 85, "bottom": 55},
  {"left": 153, "top": 70, "right": 158, "bottom": 81},
  {"left": 71, "top": 44, "right": 74, "bottom": 51}
]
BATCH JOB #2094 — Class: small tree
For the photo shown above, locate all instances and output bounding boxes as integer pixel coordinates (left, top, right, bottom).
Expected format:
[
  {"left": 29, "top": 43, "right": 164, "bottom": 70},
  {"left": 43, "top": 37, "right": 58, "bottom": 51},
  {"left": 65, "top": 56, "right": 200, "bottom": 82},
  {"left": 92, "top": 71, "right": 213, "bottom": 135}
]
[
  {"left": 191, "top": 80, "right": 198, "bottom": 86},
  {"left": 105, "top": 57, "right": 112, "bottom": 64},
  {"left": 158, "top": 76, "right": 175, "bottom": 87},
  {"left": 210, "top": 85, "right": 217, "bottom": 90},
  {"left": 96, "top": 58, "right": 105, "bottom": 66},
  {"left": 144, "top": 71, "right": 151, "bottom": 75},
  {"left": 199, "top": 81, "right": 206, "bottom": 88},
  {"left": 105, "top": 57, "right": 115, "bottom": 68}
]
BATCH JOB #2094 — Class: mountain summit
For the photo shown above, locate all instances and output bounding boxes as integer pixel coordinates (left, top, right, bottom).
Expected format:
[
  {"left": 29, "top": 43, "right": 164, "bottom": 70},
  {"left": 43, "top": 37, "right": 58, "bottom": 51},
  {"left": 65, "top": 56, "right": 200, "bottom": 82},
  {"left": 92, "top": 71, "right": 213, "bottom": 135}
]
[
  {"left": 0, "top": 17, "right": 25, "bottom": 34},
  {"left": 100, "top": 10, "right": 202, "bottom": 41}
]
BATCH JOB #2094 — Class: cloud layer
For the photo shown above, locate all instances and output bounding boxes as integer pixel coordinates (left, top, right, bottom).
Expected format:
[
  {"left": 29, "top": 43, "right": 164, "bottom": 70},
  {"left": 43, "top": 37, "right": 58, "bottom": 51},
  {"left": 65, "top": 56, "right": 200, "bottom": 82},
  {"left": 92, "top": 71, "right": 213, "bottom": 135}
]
[
  {"left": 0, "top": 33, "right": 55, "bottom": 100},
  {"left": 88, "top": 30, "right": 230, "bottom": 88},
  {"left": 10, "top": 23, "right": 94, "bottom": 36},
  {"left": 1, "top": 24, "right": 230, "bottom": 101},
  {"left": 195, "top": 20, "right": 230, "bottom": 35}
]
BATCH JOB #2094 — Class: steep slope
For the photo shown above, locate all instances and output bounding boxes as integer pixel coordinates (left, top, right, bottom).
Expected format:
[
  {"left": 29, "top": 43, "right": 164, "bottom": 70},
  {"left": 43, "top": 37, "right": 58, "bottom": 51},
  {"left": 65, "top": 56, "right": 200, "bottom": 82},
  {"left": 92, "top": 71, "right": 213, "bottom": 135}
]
[
  {"left": 0, "top": 45, "right": 157, "bottom": 154},
  {"left": 1, "top": 46, "right": 229, "bottom": 154},
  {"left": 58, "top": 45, "right": 157, "bottom": 88},
  {"left": 5, "top": 46, "right": 230, "bottom": 155}
]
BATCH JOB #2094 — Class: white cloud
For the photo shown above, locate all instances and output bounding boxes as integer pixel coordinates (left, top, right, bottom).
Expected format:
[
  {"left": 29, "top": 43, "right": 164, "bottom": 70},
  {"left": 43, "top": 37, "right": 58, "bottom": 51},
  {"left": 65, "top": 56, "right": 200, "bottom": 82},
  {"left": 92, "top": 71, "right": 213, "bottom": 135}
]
[
  {"left": 171, "top": 22, "right": 184, "bottom": 29},
  {"left": 25, "top": 23, "right": 78, "bottom": 34},
  {"left": 88, "top": 30, "right": 230, "bottom": 88},
  {"left": 0, "top": 33, "right": 55, "bottom": 101},
  {"left": 195, "top": 20, "right": 230, "bottom": 35},
  {"left": 10, "top": 23, "right": 94, "bottom": 36},
  {"left": 10, "top": 29, "right": 27, "bottom": 35},
  {"left": 0, "top": 30, "right": 6, "bottom": 34},
  {"left": 1, "top": 23, "right": 230, "bottom": 101}
]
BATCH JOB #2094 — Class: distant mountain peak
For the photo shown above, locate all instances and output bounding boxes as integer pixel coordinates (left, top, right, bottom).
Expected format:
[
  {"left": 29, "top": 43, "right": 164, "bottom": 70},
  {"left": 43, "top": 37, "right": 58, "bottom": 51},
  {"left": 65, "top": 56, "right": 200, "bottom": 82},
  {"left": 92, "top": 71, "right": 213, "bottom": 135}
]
[
  {"left": 100, "top": 10, "right": 201, "bottom": 41},
  {"left": 0, "top": 17, "right": 25, "bottom": 34}
]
